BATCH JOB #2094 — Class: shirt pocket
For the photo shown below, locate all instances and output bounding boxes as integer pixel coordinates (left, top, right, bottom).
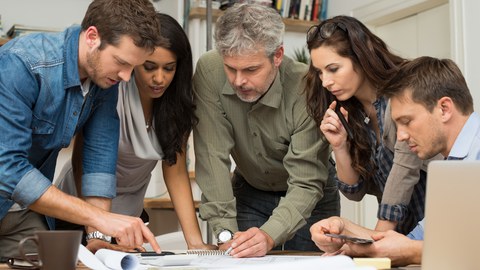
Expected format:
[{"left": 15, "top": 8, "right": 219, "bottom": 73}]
[{"left": 31, "top": 115, "right": 55, "bottom": 135}]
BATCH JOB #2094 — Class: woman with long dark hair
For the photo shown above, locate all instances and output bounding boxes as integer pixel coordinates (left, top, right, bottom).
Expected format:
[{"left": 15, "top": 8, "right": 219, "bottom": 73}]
[{"left": 305, "top": 15, "right": 439, "bottom": 235}]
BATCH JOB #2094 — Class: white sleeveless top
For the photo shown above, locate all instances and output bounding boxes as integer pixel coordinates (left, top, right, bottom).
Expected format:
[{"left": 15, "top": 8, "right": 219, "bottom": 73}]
[{"left": 114, "top": 75, "right": 164, "bottom": 216}]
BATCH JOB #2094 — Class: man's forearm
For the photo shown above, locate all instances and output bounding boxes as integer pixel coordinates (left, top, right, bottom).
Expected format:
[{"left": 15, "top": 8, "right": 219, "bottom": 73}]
[
  {"left": 29, "top": 185, "right": 103, "bottom": 229},
  {"left": 83, "top": 197, "right": 112, "bottom": 233}
]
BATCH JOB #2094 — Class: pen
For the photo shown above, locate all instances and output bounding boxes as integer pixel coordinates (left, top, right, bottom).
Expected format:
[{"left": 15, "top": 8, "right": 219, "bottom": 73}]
[
  {"left": 224, "top": 247, "right": 233, "bottom": 256},
  {"left": 335, "top": 103, "right": 354, "bottom": 140},
  {"left": 131, "top": 251, "right": 175, "bottom": 256}
]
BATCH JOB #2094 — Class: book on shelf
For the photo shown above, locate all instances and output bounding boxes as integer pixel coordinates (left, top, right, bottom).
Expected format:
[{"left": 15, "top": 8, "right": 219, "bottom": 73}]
[
  {"left": 273, "top": 0, "right": 325, "bottom": 22},
  {"left": 6, "top": 24, "right": 61, "bottom": 38}
]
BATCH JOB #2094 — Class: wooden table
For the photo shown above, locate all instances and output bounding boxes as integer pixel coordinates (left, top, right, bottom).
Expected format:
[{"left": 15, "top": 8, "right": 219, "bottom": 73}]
[
  {"left": 0, "top": 254, "right": 422, "bottom": 269},
  {"left": 0, "top": 263, "right": 89, "bottom": 269},
  {"left": 144, "top": 197, "right": 200, "bottom": 210}
]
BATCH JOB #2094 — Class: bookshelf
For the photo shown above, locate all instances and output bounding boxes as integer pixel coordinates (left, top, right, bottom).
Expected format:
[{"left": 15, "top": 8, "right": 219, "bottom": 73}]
[{"left": 189, "top": 7, "right": 316, "bottom": 33}]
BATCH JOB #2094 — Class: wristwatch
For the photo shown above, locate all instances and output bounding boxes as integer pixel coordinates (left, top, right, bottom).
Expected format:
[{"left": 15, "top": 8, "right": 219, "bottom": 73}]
[
  {"left": 217, "top": 229, "right": 234, "bottom": 245},
  {"left": 86, "top": 231, "right": 112, "bottom": 243}
]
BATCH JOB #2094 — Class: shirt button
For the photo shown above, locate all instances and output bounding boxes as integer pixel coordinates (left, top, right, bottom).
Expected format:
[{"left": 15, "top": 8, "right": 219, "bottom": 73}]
[
  {"left": 264, "top": 171, "right": 269, "bottom": 174},
  {"left": 73, "top": 111, "right": 78, "bottom": 116},
  {"left": 253, "top": 132, "right": 257, "bottom": 137}
]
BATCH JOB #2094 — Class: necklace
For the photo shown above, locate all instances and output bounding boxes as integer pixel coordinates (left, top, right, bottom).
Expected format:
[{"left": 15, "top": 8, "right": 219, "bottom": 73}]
[
  {"left": 363, "top": 106, "right": 373, "bottom": 125},
  {"left": 145, "top": 117, "right": 152, "bottom": 131},
  {"left": 364, "top": 112, "right": 370, "bottom": 125}
]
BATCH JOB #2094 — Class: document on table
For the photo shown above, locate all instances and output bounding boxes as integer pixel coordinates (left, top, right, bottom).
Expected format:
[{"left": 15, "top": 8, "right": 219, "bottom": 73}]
[
  {"left": 187, "top": 254, "right": 375, "bottom": 270},
  {"left": 78, "top": 245, "right": 147, "bottom": 270},
  {"left": 78, "top": 245, "right": 375, "bottom": 270}
]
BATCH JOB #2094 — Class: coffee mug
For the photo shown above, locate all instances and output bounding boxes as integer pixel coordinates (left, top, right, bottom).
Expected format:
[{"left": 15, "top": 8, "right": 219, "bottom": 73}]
[{"left": 18, "top": 230, "right": 82, "bottom": 270}]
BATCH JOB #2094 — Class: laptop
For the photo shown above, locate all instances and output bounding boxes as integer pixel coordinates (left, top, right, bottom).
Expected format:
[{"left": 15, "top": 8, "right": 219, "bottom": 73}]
[{"left": 422, "top": 160, "right": 480, "bottom": 270}]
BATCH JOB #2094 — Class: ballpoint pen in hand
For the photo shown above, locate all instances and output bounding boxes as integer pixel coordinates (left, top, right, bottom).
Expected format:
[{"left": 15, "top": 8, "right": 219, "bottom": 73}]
[
  {"left": 335, "top": 103, "right": 354, "bottom": 140},
  {"left": 224, "top": 247, "right": 233, "bottom": 256}
]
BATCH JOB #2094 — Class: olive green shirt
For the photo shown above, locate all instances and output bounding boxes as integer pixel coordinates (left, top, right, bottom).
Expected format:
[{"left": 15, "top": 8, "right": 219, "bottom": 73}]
[{"left": 193, "top": 50, "right": 332, "bottom": 246}]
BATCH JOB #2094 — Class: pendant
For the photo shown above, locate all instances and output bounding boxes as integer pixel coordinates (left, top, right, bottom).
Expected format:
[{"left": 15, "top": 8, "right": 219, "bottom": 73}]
[{"left": 364, "top": 116, "right": 370, "bottom": 124}]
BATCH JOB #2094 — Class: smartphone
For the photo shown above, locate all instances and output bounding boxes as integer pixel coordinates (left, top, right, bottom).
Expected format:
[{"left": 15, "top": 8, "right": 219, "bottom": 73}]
[{"left": 325, "top": 233, "right": 374, "bottom": 244}]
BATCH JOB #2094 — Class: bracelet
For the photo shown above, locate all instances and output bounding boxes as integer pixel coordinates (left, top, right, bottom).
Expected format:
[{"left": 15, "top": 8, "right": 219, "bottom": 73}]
[{"left": 85, "top": 231, "right": 112, "bottom": 243}]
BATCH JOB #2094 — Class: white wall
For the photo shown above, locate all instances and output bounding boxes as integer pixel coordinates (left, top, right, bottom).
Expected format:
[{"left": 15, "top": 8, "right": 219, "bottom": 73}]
[
  {"left": 328, "top": 0, "right": 378, "bottom": 17},
  {"left": 457, "top": 0, "right": 480, "bottom": 112},
  {"left": 0, "top": 0, "right": 180, "bottom": 36}
]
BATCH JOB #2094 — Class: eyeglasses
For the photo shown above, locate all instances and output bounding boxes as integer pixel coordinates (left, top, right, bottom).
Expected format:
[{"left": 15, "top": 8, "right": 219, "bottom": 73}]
[{"left": 306, "top": 21, "right": 348, "bottom": 42}]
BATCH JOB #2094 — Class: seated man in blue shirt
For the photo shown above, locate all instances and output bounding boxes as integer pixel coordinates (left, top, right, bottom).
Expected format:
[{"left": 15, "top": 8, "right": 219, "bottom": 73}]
[
  {"left": 0, "top": 0, "right": 163, "bottom": 257},
  {"left": 310, "top": 56, "right": 480, "bottom": 266}
]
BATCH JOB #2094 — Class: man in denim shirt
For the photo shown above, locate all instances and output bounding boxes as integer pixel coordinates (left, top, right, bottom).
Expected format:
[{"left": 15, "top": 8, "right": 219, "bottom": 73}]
[
  {"left": 310, "top": 57, "right": 480, "bottom": 266},
  {"left": 0, "top": 0, "right": 163, "bottom": 257}
]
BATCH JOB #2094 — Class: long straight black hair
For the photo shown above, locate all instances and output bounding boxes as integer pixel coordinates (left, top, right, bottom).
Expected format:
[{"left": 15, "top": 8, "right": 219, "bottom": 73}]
[{"left": 153, "top": 13, "right": 198, "bottom": 165}]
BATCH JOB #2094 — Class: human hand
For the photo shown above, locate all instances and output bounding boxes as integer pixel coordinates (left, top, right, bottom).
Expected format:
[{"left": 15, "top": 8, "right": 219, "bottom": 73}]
[
  {"left": 320, "top": 101, "right": 350, "bottom": 149},
  {"left": 95, "top": 212, "right": 161, "bottom": 253},
  {"left": 227, "top": 227, "right": 274, "bottom": 258},
  {"left": 310, "top": 216, "right": 346, "bottom": 253},
  {"left": 346, "top": 230, "right": 422, "bottom": 266}
]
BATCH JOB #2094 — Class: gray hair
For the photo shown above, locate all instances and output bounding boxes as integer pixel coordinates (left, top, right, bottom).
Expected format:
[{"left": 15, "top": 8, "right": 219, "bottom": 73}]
[{"left": 214, "top": 3, "right": 285, "bottom": 57}]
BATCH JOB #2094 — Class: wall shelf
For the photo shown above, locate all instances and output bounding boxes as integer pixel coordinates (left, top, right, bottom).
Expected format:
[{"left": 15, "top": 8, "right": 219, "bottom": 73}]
[{"left": 189, "top": 7, "right": 316, "bottom": 33}]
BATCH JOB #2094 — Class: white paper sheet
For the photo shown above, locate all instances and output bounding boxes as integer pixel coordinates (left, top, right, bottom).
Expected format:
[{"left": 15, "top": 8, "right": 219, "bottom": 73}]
[
  {"left": 188, "top": 254, "right": 375, "bottom": 270},
  {"left": 77, "top": 245, "right": 141, "bottom": 270},
  {"left": 78, "top": 246, "right": 375, "bottom": 270}
]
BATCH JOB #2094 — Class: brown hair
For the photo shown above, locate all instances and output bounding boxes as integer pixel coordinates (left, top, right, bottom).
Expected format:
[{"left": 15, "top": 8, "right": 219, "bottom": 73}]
[
  {"left": 381, "top": 56, "right": 473, "bottom": 115},
  {"left": 305, "top": 15, "right": 405, "bottom": 179},
  {"left": 81, "top": 0, "right": 161, "bottom": 52}
]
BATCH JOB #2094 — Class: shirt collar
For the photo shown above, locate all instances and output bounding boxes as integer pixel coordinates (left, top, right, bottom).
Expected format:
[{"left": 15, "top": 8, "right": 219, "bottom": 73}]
[
  {"left": 447, "top": 112, "right": 480, "bottom": 159},
  {"left": 63, "top": 25, "right": 82, "bottom": 89}
]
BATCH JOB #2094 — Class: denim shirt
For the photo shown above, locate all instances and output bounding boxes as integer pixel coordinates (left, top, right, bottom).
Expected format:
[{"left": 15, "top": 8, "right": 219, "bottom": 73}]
[{"left": 0, "top": 26, "right": 119, "bottom": 223}]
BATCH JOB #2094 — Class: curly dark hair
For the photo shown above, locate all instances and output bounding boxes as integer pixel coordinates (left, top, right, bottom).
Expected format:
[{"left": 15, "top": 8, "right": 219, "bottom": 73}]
[
  {"left": 152, "top": 13, "right": 198, "bottom": 165},
  {"left": 305, "top": 15, "right": 405, "bottom": 180}
]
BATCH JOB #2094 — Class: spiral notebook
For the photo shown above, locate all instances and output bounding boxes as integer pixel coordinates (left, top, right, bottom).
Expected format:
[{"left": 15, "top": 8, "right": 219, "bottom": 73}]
[
  {"left": 139, "top": 250, "right": 227, "bottom": 267},
  {"left": 185, "top": 249, "right": 228, "bottom": 256}
]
